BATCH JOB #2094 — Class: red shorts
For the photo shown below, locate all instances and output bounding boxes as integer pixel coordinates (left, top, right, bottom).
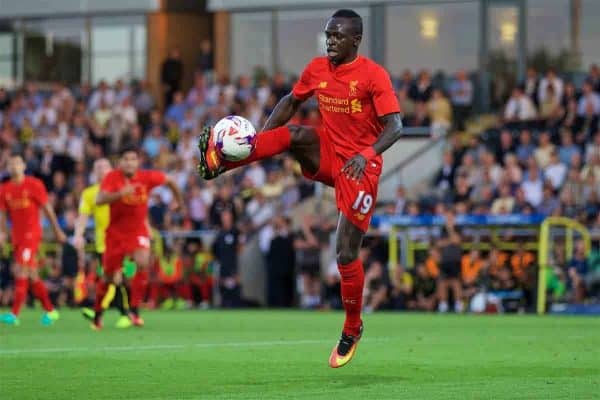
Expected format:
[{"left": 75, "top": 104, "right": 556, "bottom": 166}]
[
  {"left": 13, "top": 240, "right": 40, "bottom": 268},
  {"left": 103, "top": 234, "right": 151, "bottom": 275},
  {"left": 302, "top": 128, "right": 381, "bottom": 232}
]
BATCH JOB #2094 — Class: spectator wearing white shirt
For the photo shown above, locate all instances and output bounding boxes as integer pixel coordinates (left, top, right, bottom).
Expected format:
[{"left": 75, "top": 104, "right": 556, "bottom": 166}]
[
  {"left": 176, "top": 130, "right": 197, "bottom": 171},
  {"left": 245, "top": 162, "right": 266, "bottom": 188},
  {"left": 538, "top": 68, "right": 564, "bottom": 105},
  {"left": 394, "top": 185, "right": 407, "bottom": 214},
  {"left": 585, "top": 131, "right": 600, "bottom": 163},
  {"left": 544, "top": 151, "right": 567, "bottom": 190},
  {"left": 491, "top": 184, "right": 515, "bottom": 214},
  {"left": 481, "top": 151, "right": 503, "bottom": 188},
  {"left": 113, "top": 96, "right": 138, "bottom": 127},
  {"left": 504, "top": 86, "right": 537, "bottom": 122},
  {"left": 245, "top": 190, "right": 275, "bottom": 229},
  {"left": 256, "top": 78, "right": 271, "bottom": 106},
  {"left": 521, "top": 167, "right": 544, "bottom": 207},
  {"left": 65, "top": 129, "right": 84, "bottom": 163},
  {"left": 50, "top": 82, "right": 73, "bottom": 110},
  {"left": 534, "top": 131, "right": 555, "bottom": 169},
  {"left": 188, "top": 185, "right": 208, "bottom": 229},
  {"left": 448, "top": 70, "right": 473, "bottom": 131},
  {"left": 32, "top": 98, "right": 57, "bottom": 128},
  {"left": 113, "top": 79, "right": 131, "bottom": 104},
  {"left": 88, "top": 80, "right": 115, "bottom": 111}
]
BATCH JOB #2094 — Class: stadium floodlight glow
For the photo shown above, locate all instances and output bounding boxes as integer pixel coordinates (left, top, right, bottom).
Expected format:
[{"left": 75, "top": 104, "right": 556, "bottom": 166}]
[
  {"left": 500, "top": 22, "right": 517, "bottom": 43},
  {"left": 420, "top": 17, "right": 438, "bottom": 39}
]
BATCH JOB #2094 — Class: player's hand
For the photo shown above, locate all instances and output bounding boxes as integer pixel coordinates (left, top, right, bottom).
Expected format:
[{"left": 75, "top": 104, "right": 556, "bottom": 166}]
[
  {"left": 119, "top": 183, "right": 137, "bottom": 197},
  {"left": 341, "top": 154, "right": 367, "bottom": 181},
  {"left": 73, "top": 235, "right": 85, "bottom": 251},
  {"left": 56, "top": 230, "right": 68, "bottom": 244}
]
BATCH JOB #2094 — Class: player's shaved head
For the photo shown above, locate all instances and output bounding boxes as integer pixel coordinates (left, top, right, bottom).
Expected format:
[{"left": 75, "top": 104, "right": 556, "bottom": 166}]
[{"left": 331, "top": 9, "right": 363, "bottom": 36}]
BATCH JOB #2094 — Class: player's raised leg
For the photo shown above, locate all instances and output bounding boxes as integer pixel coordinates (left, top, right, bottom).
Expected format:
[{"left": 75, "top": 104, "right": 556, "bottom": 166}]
[
  {"left": 328, "top": 214, "right": 365, "bottom": 368},
  {"left": 197, "top": 81, "right": 320, "bottom": 180},
  {"left": 197, "top": 125, "right": 297, "bottom": 179}
]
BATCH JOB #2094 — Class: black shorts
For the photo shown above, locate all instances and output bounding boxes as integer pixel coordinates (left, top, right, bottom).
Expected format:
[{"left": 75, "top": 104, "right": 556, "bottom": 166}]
[
  {"left": 0, "top": 257, "right": 12, "bottom": 289},
  {"left": 61, "top": 243, "right": 79, "bottom": 279},
  {"left": 439, "top": 262, "right": 461, "bottom": 279},
  {"left": 300, "top": 263, "right": 321, "bottom": 278}
]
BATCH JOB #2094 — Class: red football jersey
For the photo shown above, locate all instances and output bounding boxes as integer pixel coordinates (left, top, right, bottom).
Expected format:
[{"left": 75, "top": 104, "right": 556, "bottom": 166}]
[
  {"left": 292, "top": 55, "right": 400, "bottom": 167},
  {"left": 0, "top": 176, "right": 48, "bottom": 243},
  {"left": 101, "top": 169, "right": 167, "bottom": 238}
]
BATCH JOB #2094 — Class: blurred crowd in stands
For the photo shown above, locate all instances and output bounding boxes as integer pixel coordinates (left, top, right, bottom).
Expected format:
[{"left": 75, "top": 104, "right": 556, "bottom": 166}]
[{"left": 1, "top": 56, "right": 599, "bottom": 313}]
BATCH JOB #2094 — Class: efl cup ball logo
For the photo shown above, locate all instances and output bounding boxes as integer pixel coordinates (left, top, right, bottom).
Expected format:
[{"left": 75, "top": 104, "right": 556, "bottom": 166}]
[{"left": 213, "top": 116, "right": 257, "bottom": 161}]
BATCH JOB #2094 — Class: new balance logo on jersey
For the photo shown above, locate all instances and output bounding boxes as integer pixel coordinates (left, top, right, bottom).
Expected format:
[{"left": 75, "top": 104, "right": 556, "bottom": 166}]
[
  {"left": 349, "top": 80, "right": 359, "bottom": 96},
  {"left": 319, "top": 81, "right": 328, "bottom": 89},
  {"left": 351, "top": 99, "right": 362, "bottom": 113}
]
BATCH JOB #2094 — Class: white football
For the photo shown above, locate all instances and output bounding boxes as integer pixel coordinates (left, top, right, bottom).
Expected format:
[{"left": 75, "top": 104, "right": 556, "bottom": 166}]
[{"left": 213, "top": 115, "right": 257, "bottom": 161}]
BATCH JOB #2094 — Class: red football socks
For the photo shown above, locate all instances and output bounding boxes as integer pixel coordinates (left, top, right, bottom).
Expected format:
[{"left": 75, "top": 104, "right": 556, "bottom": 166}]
[
  {"left": 338, "top": 259, "right": 365, "bottom": 337},
  {"left": 222, "top": 126, "right": 291, "bottom": 169},
  {"left": 130, "top": 271, "right": 148, "bottom": 310},
  {"left": 12, "top": 278, "right": 28, "bottom": 316},
  {"left": 31, "top": 280, "right": 54, "bottom": 312}
]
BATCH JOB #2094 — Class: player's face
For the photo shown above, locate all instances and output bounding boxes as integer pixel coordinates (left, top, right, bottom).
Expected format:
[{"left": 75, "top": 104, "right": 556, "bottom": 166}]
[
  {"left": 120, "top": 152, "right": 139, "bottom": 177},
  {"left": 94, "top": 159, "right": 112, "bottom": 181},
  {"left": 325, "top": 18, "right": 360, "bottom": 65},
  {"left": 7, "top": 156, "right": 26, "bottom": 179}
]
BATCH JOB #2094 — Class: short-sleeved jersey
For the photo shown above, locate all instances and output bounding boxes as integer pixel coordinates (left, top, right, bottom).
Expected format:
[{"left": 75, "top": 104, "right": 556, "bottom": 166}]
[
  {"left": 0, "top": 176, "right": 48, "bottom": 243},
  {"left": 78, "top": 184, "right": 110, "bottom": 253},
  {"left": 292, "top": 55, "right": 400, "bottom": 167},
  {"left": 100, "top": 169, "right": 167, "bottom": 239}
]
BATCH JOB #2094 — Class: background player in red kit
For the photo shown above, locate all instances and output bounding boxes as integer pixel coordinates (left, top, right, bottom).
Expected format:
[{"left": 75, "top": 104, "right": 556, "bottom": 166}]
[
  {"left": 197, "top": 9, "right": 403, "bottom": 367},
  {"left": 0, "top": 153, "right": 66, "bottom": 326},
  {"left": 93, "top": 147, "right": 183, "bottom": 330}
]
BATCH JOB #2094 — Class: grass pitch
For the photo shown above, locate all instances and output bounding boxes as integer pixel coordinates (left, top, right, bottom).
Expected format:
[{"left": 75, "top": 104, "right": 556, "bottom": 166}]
[{"left": 1, "top": 310, "right": 599, "bottom": 399}]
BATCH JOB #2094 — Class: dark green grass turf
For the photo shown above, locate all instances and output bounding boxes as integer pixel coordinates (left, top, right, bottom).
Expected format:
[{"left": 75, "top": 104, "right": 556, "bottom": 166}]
[{"left": 1, "top": 310, "right": 599, "bottom": 400}]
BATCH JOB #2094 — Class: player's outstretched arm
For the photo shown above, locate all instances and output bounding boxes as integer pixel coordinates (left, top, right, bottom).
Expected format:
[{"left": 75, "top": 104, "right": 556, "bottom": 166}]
[
  {"left": 342, "top": 113, "right": 404, "bottom": 180},
  {"left": 262, "top": 93, "right": 304, "bottom": 131},
  {"left": 73, "top": 213, "right": 90, "bottom": 251},
  {"left": 164, "top": 177, "right": 184, "bottom": 211},
  {"left": 372, "top": 113, "right": 404, "bottom": 155},
  {"left": 42, "top": 203, "right": 67, "bottom": 243},
  {"left": 0, "top": 210, "right": 7, "bottom": 245}
]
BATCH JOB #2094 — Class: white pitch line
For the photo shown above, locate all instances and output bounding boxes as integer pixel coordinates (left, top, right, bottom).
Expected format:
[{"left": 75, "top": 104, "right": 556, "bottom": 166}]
[{"left": 0, "top": 338, "right": 390, "bottom": 356}]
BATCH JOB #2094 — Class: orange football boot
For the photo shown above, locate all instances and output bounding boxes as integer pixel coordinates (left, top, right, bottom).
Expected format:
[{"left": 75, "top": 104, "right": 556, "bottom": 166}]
[{"left": 328, "top": 323, "right": 363, "bottom": 368}]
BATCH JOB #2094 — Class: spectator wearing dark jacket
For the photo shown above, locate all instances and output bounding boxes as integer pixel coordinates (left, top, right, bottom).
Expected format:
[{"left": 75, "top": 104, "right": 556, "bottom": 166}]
[{"left": 161, "top": 48, "right": 183, "bottom": 108}]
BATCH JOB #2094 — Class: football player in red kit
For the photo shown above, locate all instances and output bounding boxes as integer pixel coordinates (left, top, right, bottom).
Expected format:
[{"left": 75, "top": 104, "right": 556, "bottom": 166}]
[
  {"left": 197, "top": 9, "right": 403, "bottom": 367},
  {"left": 0, "top": 153, "right": 67, "bottom": 326},
  {"left": 92, "top": 147, "right": 183, "bottom": 330}
]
